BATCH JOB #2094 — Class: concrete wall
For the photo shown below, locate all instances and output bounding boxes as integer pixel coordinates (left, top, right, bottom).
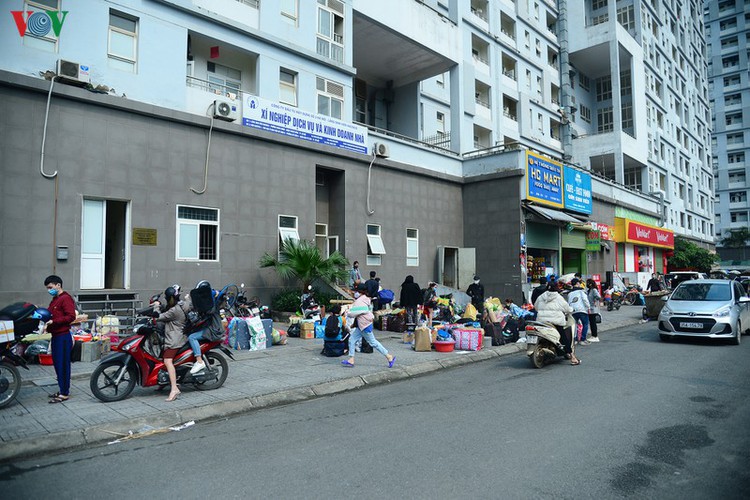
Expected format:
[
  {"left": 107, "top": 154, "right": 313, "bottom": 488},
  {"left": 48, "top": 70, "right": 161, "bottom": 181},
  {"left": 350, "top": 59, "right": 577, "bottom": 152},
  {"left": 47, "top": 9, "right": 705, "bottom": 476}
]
[
  {"left": 463, "top": 170, "right": 525, "bottom": 303},
  {"left": 0, "top": 73, "right": 464, "bottom": 306}
]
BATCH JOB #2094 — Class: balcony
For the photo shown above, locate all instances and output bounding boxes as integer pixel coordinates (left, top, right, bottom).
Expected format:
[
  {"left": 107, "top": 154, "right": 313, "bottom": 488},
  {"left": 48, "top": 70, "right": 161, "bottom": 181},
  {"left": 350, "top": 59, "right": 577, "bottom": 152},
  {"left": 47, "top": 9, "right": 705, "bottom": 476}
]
[{"left": 193, "top": 0, "right": 259, "bottom": 29}]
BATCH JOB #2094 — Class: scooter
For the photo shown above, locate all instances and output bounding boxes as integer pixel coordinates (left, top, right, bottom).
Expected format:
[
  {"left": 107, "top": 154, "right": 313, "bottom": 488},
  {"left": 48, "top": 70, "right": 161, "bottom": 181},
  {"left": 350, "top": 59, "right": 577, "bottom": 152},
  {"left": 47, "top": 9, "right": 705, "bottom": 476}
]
[
  {"left": 89, "top": 303, "right": 235, "bottom": 402},
  {"left": 525, "top": 320, "right": 569, "bottom": 368},
  {"left": 0, "top": 302, "right": 52, "bottom": 408},
  {"left": 301, "top": 286, "right": 321, "bottom": 321}
]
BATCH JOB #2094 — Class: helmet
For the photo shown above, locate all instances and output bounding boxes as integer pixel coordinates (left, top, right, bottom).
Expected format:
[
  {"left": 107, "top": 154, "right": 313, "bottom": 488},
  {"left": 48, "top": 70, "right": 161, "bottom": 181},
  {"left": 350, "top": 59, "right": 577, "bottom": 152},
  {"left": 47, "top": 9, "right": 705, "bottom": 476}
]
[
  {"left": 32, "top": 307, "right": 52, "bottom": 322},
  {"left": 164, "top": 286, "right": 180, "bottom": 308},
  {"left": 195, "top": 280, "right": 211, "bottom": 290}
]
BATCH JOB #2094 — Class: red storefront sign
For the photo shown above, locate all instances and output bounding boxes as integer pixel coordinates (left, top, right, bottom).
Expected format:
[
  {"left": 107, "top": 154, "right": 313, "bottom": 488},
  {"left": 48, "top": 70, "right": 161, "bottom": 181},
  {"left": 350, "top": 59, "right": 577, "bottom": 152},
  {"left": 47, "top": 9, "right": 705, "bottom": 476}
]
[{"left": 618, "top": 219, "right": 674, "bottom": 249}]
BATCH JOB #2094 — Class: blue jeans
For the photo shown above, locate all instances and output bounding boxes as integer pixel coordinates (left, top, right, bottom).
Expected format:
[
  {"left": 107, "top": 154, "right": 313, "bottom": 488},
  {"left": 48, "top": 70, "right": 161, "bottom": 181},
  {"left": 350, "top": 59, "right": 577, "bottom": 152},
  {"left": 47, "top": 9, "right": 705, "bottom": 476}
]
[
  {"left": 188, "top": 329, "right": 206, "bottom": 358},
  {"left": 348, "top": 324, "right": 388, "bottom": 359},
  {"left": 573, "top": 312, "right": 589, "bottom": 341}
]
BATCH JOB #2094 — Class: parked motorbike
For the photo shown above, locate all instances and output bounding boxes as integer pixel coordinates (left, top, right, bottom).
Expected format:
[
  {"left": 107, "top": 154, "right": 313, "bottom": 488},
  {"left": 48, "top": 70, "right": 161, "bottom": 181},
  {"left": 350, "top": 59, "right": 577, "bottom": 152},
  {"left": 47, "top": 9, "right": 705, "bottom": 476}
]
[
  {"left": 301, "top": 286, "right": 321, "bottom": 321},
  {"left": 89, "top": 300, "right": 234, "bottom": 402},
  {"left": 0, "top": 302, "right": 52, "bottom": 408},
  {"left": 232, "top": 283, "right": 272, "bottom": 319},
  {"left": 525, "top": 320, "right": 569, "bottom": 368},
  {"left": 605, "top": 289, "right": 623, "bottom": 311}
]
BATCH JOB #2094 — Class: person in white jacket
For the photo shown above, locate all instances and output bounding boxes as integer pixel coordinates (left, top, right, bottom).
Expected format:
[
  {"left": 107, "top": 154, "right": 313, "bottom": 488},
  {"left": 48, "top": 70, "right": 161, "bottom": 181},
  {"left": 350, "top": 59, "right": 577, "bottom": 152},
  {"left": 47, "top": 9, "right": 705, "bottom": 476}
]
[
  {"left": 567, "top": 279, "right": 591, "bottom": 345},
  {"left": 534, "top": 283, "right": 580, "bottom": 365}
]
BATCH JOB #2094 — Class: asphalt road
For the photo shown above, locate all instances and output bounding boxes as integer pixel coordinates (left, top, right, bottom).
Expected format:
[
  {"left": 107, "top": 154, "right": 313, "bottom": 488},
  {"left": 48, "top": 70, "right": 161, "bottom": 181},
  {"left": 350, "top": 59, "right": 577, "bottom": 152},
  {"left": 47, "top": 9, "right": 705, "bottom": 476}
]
[{"left": 2, "top": 323, "right": 750, "bottom": 499}]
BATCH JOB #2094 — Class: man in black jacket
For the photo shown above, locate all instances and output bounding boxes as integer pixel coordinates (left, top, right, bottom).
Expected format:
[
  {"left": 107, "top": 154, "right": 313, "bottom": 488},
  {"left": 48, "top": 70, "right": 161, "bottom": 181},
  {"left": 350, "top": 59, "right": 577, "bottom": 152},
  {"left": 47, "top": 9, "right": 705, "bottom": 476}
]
[
  {"left": 364, "top": 271, "right": 380, "bottom": 310},
  {"left": 531, "top": 276, "right": 548, "bottom": 307},
  {"left": 399, "top": 275, "right": 422, "bottom": 325},
  {"left": 466, "top": 275, "right": 485, "bottom": 316}
]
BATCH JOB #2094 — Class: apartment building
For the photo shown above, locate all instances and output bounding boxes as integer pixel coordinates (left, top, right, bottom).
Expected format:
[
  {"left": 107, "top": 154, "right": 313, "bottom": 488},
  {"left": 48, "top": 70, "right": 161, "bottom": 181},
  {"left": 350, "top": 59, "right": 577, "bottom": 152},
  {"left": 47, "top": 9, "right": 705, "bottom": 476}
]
[
  {"left": 706, "top": 0, "right": 750, "bottom": 260},
  {"left": 0, "top": 0, "right": 701, "bottom": 306}
]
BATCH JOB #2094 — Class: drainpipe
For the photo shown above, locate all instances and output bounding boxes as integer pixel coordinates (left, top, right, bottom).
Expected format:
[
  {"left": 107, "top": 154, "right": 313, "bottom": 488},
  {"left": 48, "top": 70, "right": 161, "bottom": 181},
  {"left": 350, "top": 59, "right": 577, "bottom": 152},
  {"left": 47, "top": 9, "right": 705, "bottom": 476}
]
[{"left": 558, "top": 0, "right": 573, "bottom": 160}]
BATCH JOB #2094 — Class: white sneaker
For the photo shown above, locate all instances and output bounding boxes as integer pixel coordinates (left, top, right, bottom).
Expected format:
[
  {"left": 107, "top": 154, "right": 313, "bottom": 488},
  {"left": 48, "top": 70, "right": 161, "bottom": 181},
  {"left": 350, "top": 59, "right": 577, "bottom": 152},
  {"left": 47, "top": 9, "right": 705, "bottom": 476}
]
[
  {"left": 579, "top": 340, "right": 590, "bottom": 346},
  {"left": 589, "top": 336, "right": 600, "bottom": 343},
  {"left": 190, "top": 361, "right": 206, "bottom": 374}
]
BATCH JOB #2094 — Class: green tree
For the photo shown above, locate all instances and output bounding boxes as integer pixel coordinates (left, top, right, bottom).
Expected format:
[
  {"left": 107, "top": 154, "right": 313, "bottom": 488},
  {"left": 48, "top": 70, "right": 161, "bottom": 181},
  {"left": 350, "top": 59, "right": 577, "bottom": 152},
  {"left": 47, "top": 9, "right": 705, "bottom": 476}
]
[
  {"left": 667, "top": 237, "right": 718, "bottom": 273},
  {"left": 259, "top": 238, "right": 349, "bottom": 292},
  {"left": 719, "top": 228, "right": 750, "bottom": 248}
]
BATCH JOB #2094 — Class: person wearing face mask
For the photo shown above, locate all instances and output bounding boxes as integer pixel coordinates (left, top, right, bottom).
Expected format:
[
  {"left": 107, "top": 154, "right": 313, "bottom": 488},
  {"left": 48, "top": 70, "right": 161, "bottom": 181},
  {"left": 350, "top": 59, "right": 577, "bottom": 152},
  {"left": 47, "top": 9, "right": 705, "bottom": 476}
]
[
  {"left": 44, "top": 275, "right": 77, "bottom": 404},
  {"left": 349, "top": 261, "right": 362, "bottom": 290},
  {"left": 466, "top": 275, "right": 485, "bottom": 316}
]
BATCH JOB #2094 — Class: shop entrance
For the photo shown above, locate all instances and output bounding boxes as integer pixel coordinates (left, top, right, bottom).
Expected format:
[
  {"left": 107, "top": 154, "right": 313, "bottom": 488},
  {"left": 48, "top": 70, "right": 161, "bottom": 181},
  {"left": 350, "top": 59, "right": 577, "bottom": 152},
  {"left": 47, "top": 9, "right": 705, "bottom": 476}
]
[
  {"left": 562, "top": 248, "right": 585, "bottom": 275},
  {"left": 80, "top": 199, "right": 130, "bottom": 290}
]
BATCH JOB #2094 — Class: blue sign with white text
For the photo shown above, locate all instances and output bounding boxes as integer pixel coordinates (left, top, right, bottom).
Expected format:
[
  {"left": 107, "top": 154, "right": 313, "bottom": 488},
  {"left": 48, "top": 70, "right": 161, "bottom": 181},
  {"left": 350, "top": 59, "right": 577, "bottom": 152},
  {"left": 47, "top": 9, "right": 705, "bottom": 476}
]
[
  {"left": 563, "top": 166, "right": 592, "bottom": 214},
  {"left": 526, "top": 152, "right": 564, "bottom": 208}
]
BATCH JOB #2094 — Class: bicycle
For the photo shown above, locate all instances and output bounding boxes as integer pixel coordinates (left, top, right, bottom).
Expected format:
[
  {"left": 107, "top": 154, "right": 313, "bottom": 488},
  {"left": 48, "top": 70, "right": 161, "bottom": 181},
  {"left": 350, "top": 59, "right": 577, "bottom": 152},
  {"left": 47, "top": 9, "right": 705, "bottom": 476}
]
[{"left": 622, "top": 287, "right": 642, "bottom": 306}]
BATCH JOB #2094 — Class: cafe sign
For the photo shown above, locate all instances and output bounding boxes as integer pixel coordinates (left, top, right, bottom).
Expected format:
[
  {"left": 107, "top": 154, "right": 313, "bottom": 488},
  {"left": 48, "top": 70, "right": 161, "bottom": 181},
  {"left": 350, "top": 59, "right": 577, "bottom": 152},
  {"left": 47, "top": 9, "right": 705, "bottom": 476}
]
[{"left": 614, "top": 218, "right": 673, "bottom": 249}]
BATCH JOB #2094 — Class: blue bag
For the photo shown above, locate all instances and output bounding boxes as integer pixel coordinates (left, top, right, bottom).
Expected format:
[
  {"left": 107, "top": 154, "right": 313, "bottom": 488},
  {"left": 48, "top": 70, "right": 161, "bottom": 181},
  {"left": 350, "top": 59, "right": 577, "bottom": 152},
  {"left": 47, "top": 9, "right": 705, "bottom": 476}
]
[{"left": 378, "top": 289, "right": 395, "bottom": 304}]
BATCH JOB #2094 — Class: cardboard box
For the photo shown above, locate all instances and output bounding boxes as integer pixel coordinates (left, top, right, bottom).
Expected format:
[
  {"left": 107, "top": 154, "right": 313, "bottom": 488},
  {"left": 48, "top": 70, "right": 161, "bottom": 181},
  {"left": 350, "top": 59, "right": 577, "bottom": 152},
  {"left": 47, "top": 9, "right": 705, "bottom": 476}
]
[
  {"left": 0, "top": 320, "right": 15, "bottom": 343},
  {"left": 300, "top": 322, "right": 315, "bottom": 339},
  {"left": 81, "top": 341, "right": 102, "bottom": 363}
]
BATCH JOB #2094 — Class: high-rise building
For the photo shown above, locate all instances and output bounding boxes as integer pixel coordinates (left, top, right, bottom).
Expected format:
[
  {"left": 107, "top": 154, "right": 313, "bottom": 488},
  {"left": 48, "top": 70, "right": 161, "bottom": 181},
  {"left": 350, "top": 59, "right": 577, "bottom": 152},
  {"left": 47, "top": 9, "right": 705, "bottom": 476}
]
[
  {"left": 0, "top": 1, "right": 705, "bottom": 306},
  {"left": 706, "top": 0, "right": 750, "bottom": 262}
]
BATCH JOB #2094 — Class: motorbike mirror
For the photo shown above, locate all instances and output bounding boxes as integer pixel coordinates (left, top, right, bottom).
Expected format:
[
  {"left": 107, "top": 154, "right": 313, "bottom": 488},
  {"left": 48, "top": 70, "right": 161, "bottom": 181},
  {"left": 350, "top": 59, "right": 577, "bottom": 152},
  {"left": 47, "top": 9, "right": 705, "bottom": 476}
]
[{"left": 240, "top": 283, "right": 245, "bottom": 288}]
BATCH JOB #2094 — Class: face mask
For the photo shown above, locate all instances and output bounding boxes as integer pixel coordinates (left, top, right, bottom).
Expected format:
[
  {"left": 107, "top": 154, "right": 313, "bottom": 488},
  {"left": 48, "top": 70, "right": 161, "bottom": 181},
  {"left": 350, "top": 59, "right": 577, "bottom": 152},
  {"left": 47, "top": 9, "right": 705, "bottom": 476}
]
[
  {"left": 354, "top": 292, "right": 361, "bottom": 299},
  {"left": 474, "top": 280, "right": 479, "bottom": 284},
  {"left": 48, "top": 288, "right": 58, "bottom": 296}
]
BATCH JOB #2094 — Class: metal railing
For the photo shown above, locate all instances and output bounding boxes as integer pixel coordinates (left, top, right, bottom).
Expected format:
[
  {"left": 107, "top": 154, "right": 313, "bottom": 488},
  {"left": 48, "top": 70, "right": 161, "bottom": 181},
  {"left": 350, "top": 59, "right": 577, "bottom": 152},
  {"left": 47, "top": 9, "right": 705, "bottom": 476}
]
[
  {"left": 235, "top": 0, "right": 259, "bottom": 8},
  {"left": 358, "top": 122, "right": 459, "bottom": 156},
  {"left": 186, "top": 76, "right": 241, "bottom": 99}
]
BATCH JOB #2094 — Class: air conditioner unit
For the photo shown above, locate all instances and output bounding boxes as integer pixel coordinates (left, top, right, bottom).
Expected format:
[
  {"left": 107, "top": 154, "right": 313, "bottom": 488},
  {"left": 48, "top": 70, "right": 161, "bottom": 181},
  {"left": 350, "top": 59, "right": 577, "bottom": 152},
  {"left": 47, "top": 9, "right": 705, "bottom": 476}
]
[
  {"left": 56, "top": 59, "right": 91, "bottom": 84},
  {"left": 212, "top": 98, "right": 240, "bottom": 122},
  {"left": 373, "top": 142, "right": 390, "bottom": 158}
]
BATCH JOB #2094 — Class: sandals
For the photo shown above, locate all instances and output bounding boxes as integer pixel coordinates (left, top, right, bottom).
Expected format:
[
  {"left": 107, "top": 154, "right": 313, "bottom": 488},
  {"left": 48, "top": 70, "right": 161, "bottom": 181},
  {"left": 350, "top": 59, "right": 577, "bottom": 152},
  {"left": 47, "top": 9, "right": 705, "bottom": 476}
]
[
  {"left": 570, "top": 358, "right": 581, "bottom": 366},
  {"left": 165, "top": 391, "right": 181, "bottom": 402},
  {"left": 48, "top": 392, "right": 61, "bottom": 399},
  {"left": 49, "top": 395, "right": 70, "bottom": 404},
  {"left": 341, "top": 360, "right": 354, "bottom": 368}
]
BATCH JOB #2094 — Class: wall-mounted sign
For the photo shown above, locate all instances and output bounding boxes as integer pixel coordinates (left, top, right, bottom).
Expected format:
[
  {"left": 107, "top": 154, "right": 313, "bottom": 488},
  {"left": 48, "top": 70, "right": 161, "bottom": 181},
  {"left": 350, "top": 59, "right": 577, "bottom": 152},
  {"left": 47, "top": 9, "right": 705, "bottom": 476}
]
[
  {"left": 132, "top": 228, "right": 157, "bottom": 246},
  {"left": 563, "top": 166, "right": 592, "bottom": 214},
  {"left": 586, "top": 231, "right": 600, "bottom": 251},
  {"left": 243, "top": 95, "right": 368, "bottom": 154},
  {"left": 614, "top": 218, "right": 674, "bottom": 249},
  {"left": 526, "top": 151, "right": 563, "bottom": 208}
]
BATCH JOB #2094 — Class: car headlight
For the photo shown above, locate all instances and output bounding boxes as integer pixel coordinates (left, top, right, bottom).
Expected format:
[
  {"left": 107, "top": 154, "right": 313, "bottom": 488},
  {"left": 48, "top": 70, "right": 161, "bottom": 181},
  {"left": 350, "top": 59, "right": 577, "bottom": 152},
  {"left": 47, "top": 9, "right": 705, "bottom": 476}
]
[
  {"left": 713, "top": 306, "right": 731, "bottom": 318},
  {"left": 660, "top": 304, "right": 673, "bottom": 317}
]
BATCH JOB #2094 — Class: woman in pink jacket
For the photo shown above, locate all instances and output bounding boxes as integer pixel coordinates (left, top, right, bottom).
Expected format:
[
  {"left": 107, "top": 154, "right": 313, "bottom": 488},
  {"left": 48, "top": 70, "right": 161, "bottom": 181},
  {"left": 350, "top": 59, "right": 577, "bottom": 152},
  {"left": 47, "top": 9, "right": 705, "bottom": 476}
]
[{"left": 341, "top": 286, "right": 395, "bottom": 368}]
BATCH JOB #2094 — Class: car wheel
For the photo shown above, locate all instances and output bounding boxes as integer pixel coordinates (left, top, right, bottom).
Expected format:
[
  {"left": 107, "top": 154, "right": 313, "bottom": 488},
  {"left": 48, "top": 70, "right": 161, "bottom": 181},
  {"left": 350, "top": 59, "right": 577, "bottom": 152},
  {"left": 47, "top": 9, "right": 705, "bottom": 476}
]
[{"left": 731, "top": 322, "right": 741, "bottom": 345}]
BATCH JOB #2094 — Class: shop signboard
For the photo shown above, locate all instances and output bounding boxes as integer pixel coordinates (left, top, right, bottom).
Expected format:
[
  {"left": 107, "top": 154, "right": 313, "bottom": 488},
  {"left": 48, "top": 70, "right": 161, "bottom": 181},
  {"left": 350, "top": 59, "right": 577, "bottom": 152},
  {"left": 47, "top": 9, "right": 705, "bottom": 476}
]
[
  {"left": 598, "top": 224, "right": 614, "bottom": 241},
  {"left": 563, "top": 166, "right": 592, "bottom": 214},
  {"left": 614, "top": 218, "right": 674, "bottom": 249},
  {"left": 586, "top": 231, "right": 600, "bottom": 251},
  {"left": 242, "top": 95, "right": 368, "bottom": 154},
  {"left": 526, "top": 152, "right": 564, "bottom": 208}
]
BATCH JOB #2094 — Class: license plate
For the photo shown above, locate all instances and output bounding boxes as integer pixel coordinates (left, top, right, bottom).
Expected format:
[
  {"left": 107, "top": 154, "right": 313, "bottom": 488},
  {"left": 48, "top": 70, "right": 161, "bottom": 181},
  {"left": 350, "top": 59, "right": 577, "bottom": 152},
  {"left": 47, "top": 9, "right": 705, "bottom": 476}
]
[
  {"left": 679, "top": 322, "right": 703, "bottom": 329},
  {"left": 526, "top": 335, "right": 538, "bottom": 344}
]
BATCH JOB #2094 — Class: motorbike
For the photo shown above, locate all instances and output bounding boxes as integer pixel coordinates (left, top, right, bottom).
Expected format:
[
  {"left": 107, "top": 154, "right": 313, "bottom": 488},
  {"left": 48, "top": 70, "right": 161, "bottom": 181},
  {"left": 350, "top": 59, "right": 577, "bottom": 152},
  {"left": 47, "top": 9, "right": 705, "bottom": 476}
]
[
  {"left": 525, "top": 320, "right": 570, "bottom": 368},
  {"left": 232, "top": 283, "right": 272, "bottom": 319},
  {"left": 0, "top": 302, "right": 52, "bottom": 408},
  {"left": 301, "top": 287, "right": 321, "bottom": 321},
  {"left": 605, "top": 289, "right": 623, "bottom": 311},
  {"left": 89, "top": 299, "right": 234, "bottom": 402}
]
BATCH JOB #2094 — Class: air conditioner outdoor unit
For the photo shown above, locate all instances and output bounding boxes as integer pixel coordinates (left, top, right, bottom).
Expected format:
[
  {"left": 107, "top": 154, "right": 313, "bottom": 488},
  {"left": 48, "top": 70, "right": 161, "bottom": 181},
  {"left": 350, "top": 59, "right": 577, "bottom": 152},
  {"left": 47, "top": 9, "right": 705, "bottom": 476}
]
[
  {"left": 56, "top": 59, "right": 91, "bottom": 84},
  {"left": 212, "top": 98, "right": 240, "bottom": 122},
  {"left": 373, "top": 142, "right": 390, "bottom": 158}
]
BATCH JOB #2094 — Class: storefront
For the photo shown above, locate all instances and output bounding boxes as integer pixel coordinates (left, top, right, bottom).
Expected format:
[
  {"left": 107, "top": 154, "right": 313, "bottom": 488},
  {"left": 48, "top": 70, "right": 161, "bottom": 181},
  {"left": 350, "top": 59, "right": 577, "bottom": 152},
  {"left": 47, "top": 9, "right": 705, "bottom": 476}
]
[{"left": 614, "top": 218, "right": 674, "bottom": 289}]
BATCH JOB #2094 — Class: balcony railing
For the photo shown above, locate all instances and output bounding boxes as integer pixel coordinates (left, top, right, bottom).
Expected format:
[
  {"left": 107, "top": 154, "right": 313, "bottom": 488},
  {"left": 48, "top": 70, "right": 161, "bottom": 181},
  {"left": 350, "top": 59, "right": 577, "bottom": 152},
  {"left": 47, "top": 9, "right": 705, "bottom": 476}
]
[
  {"left": 235, "top": 0, "right": 259, "bottom": 8},
  {"left": 186, "top": 76, "right": 242, "bottom": 99}
]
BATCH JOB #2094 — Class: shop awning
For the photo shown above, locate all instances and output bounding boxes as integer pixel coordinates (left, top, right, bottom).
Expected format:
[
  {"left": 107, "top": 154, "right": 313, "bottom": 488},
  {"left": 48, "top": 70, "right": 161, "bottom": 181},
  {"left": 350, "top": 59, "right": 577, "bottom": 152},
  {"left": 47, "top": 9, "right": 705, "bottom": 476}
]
[{"left": 525, "top": 204, "right": 585, "bottom": 224}]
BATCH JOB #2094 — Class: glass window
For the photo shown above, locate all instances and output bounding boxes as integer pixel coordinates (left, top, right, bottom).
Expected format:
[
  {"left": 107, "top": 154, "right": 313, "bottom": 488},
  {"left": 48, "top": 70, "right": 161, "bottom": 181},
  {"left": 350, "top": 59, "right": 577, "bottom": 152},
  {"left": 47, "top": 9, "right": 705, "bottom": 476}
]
[
  {"left": 281, "top": 0, "right": 298, "bottom": 22},
  {"left": 278, "top": 215, "right": 300, "bottom": 257},
  {"left": 406, "top": 228, "right": 419, "bottom": 267},
  {"left": 316, "top": 77, "right": 343, "bottom": 119},
  {"left": 366, "top": 224, "right": 386, "bottom": 266},
  {"left": 176, "top": 205, "right": 219, "bottom": 261},
  {"left": 108, "top": 10, "right": 138, "bottom": 73},
  {"left": 279, "top": 68, "right": 297, "bottom": 106}
]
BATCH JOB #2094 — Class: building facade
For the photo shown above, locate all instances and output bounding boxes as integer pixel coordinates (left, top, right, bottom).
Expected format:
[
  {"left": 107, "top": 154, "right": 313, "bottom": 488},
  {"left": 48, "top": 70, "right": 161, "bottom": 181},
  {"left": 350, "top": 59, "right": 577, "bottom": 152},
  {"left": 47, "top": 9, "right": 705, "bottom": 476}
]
[
  {"left": 706, "top": 0, "right": 750, "bottom": 260},
  {"left": 0, "top": 0, "right": 704, "bottom": 308}
]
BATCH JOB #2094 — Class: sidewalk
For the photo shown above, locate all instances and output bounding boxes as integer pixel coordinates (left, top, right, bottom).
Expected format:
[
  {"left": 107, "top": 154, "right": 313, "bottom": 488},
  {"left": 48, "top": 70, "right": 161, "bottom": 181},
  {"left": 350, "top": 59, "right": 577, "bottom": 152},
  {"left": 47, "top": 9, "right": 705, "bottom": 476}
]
[{"left": 0, "top": 305, "right": 644, "bottom": 462}]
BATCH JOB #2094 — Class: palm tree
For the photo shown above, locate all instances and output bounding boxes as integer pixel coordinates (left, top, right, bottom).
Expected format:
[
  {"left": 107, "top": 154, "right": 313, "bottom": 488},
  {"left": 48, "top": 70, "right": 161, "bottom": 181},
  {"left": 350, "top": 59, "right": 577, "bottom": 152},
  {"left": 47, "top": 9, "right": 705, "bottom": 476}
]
[
  {"left": 719, "top": 228, "right": 750, "bottom": 248},
  {"left": 259, "top": 238, "right": 349, "bottom": 291}
]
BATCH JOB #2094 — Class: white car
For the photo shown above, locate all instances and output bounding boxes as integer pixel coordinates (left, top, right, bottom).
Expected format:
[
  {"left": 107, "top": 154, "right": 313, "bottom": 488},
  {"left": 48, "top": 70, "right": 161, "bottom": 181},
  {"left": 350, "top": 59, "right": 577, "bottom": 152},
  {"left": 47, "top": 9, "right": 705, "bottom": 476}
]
[{"left": 658, "top": 279, "right": 750, "bottom": 345}]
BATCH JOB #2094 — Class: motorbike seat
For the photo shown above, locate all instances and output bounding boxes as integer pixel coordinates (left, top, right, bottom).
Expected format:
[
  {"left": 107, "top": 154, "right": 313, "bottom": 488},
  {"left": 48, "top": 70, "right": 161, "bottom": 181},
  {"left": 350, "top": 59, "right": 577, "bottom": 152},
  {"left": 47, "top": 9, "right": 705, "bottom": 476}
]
[{"left": 0, "top": 302, "right": 36, "bottom": 322}]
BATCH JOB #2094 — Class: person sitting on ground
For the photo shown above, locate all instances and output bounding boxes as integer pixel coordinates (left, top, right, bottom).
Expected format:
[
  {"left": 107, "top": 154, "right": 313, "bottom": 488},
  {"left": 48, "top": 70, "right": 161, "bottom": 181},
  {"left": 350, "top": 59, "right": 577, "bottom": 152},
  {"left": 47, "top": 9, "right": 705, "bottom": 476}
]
[
  {"left": 534, "top": 282, "right": 580, "bottom": 365},
  {"left": 321, "top": 305, "right": 349, "bottom": 357}
]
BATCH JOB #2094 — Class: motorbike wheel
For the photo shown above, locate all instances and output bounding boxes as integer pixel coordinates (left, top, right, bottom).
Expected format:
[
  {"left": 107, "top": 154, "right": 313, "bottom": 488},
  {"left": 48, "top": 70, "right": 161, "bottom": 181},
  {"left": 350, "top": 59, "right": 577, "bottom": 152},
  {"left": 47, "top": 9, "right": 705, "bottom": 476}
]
[
  {"left": 623, "top": 293, "right": 636, "bottom": 306},
  {"left": 530, "top": 346, "right": 546, "bottom": 369},
  {"left": 193, "top": 352, "right": 229, "bottom": 391},
  {"left": 0, "top": 361, "right": 22, "bottom": 409},
  {"left": 607, "top": 302, "right": 613, "bottom": 312},
  {"left": 615, "top": 303, "right": 621, "bottom": 310},
  {"left": 90, "top": 361, "right": 137, "bottom": 402}
]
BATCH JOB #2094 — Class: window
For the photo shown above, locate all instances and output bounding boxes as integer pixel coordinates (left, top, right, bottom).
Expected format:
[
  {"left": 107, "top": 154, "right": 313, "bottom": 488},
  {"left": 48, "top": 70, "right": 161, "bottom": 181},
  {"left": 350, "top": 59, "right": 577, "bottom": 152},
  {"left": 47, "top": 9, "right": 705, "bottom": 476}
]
[
  {"left": 596, "top": 76, "right": 612, "bottom": 101},
  {"left": 278, "top": 215, "right": 300, "bottom": 257},
  {"left": 725, "top": 93, "right": 742, "bottom": 106},
  {"left": 592, "top": 0, "right": 608, "bottom": 10},
  {"left": 176, "top": 206, "right": 219, "bottom": 261},
  {"left": 22, "top": 0, "right": 60, "bottom": 51},
  {"left": 728, "top": 152, "right": 745, "bottom": 163},
  {"left": 207, "top": 62, "right": 241, "bottom": 96},
  {"left": 316, "top": 77, "right": 343, "bottom": 119},
  {"left": 622, "top": 104, "right": 633, "bottom": 130},
  {"left": 579, "top": 73, "right": 590, "bottom": 91},
  {"left": 729, "top": 191, "right": 747, "bottom": 203},
  {"left": 597, "top": 107, "right": 613, "bottom": 133},
  {"left": 617, "top": 5, "right": 635, "bottom": 31},
  {"left": 281, "top": 0, "right": 298, "bottom": 22},
  {"left": 315, "top": 223, "right": 328, "bottom": 257},
  {"left": 726, "top": 112, "right": 743, "bottom": 126},
  {"left": 108, "top": 11, "right": 138, "bottom": 72},
  {"left": 436, "top": 112, "right": 445, "bottom": 133},
  {"left": 730, "top": 212, "right": 749, "bottom": 223},
  {"left": 580, "top": 104, "right": 592, "bottom": 123},
  {"left": 317, "top": 0, "right": 344, "bottom": 63},
  {"left": 729, "top": 170, "right": 747, "bottom": 184},
  {"left": 366, "top": 224, "right": 386, "bottom": 266},
  {"left": 279, "top": 68, "right": 297, "bottom": 106},
  {"left": 406, "top": 228, "right": 419, "bottom": 267},
  {"left": 620, "top": 69, "right": 631, "bottom": 96},
  {"left": 727, "top": 133, "right": 744, "bottom": 145}
]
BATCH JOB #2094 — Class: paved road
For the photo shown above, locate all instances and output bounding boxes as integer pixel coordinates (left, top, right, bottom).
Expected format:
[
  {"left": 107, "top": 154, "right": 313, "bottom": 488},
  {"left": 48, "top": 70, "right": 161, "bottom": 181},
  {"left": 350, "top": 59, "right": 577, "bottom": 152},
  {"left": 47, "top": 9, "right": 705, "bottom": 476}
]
[{"left": 2, "top": 322, "right": 749, "bottom": 499}]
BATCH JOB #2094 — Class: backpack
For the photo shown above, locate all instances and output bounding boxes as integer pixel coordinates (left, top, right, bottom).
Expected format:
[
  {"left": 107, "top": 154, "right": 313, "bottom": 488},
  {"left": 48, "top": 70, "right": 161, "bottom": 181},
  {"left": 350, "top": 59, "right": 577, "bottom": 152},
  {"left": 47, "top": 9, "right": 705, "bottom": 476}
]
[
  {"left": 378, "top": 289, "right": 395, "bottom": 304},
  {"left": 324, "top": 315, "right": 342, "bottom": 340},
  {"left": 184, "top": 286, "right": 224, "bottom": 341}
]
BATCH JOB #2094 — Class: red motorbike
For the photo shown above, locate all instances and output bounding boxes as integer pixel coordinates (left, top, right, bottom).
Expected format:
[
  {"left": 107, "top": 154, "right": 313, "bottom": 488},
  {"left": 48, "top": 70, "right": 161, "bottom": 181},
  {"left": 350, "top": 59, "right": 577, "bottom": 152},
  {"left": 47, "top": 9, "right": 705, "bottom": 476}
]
[{"left": 89, "top": 306, "right": 234, "bottom": 402}]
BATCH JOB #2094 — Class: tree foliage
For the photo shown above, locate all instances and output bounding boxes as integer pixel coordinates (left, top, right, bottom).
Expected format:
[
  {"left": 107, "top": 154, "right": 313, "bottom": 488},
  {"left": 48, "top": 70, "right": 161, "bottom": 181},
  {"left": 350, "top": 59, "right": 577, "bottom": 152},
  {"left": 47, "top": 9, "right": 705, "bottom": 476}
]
[
  {"left": 667, "top": 237, "right": 718, "bottom": 273},
  {"left": 719, "top": 228, "right": 750, "bottom": 248},
  {"left": 259, "top": 238, "right": 349, "bottom": 292}
]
